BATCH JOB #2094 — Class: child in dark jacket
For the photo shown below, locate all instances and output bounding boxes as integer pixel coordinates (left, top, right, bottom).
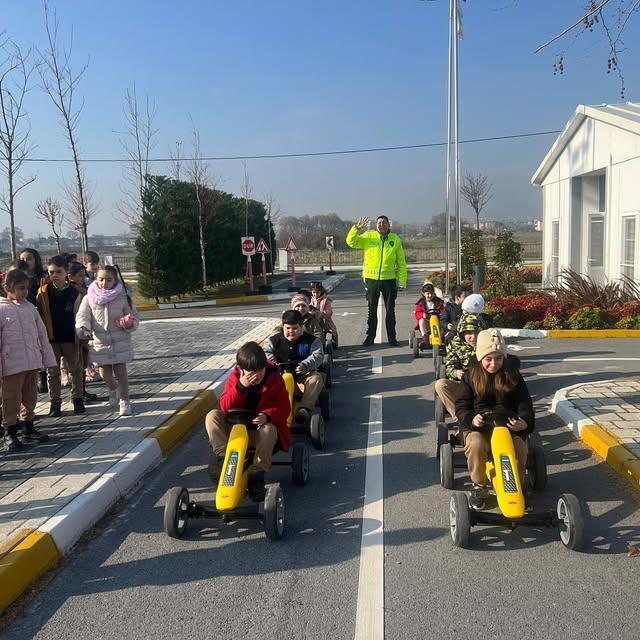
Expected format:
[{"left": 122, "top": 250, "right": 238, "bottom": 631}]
[
  {"left": 414, "top": 283, "right": 444, "bottom": 347},
  {"left": 455, "top": 329, "right": 534, "bottom": 510},
  {"left": 205, "top": 341, "right": 291, "bottom": 501}
]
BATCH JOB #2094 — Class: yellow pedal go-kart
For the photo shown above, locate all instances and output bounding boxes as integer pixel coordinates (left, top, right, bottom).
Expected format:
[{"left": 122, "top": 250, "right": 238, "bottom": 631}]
[
  {"left": 278, "top": 361, "right": 330, "bottom": 450},
  {"left": 447, "top": 411, "right": 584, "bottom": 551},
  {"left": 409, "top": 312, "right": 443, "bottom": 370},
  {"left": 164, "top": 409, "right": 310, "bottom": 541}
]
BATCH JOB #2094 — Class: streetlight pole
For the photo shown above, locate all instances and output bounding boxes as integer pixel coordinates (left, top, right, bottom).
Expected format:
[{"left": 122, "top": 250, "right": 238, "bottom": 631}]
[
  {"left": 444, "top": 0, "right": 454, "bottom": 295},
  {"left": 452, "top": 0, "right": 462, "bottom": 284}
]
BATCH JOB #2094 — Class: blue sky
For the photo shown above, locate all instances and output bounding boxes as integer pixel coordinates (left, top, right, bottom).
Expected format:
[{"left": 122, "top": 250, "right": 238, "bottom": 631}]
[{"left": 2, "top": 0, "right": 639, "bottom": 236}]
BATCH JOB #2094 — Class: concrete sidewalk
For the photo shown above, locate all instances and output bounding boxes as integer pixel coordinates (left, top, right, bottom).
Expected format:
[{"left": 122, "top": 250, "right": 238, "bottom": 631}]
[{"left": 553, "top": 377, "right": 640, "bottom": 492}]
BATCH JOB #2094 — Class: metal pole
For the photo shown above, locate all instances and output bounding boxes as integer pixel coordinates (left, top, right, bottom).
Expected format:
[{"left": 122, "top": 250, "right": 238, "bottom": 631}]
[
  {"left": 452, "top": 0, "right": 462, "bottom": 284},
  {"left": 444, "top": 0, "right": 454, "bottom": 295}
]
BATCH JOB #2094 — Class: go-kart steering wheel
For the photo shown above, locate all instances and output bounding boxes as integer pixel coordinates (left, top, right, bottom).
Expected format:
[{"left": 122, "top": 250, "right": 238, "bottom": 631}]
[
  {"left": 225, "top": 409, "right": 258, "bottom": 427},
  {"left": 480, "top": 409, "right": 516, "bottom": 428}
]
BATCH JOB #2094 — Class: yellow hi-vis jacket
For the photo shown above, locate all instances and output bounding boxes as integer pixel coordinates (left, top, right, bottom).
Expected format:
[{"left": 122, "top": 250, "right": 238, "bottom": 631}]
[{"left": 345, "top": 225, "right": 407, "bottom": 287}]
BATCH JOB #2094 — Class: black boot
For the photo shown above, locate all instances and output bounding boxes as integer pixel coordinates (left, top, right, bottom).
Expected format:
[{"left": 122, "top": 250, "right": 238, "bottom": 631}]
[
  {"left": 73, "top": 398, "right": 86, "bottom": 415},
  {"left": 207, "top": 454, "right": 225, "bottom": 486},
  {"left": 3, "top": 425, "right": 24, "bottom": 452},
  {"left": 21, "top": 420, "right": 50, "bottom": 443},
  {"left": 248, "top": 470, "right": 266, "bottom": 502},
  {"left": 48, "top": 401, "right": 62, "bottom": 418},
  {"left": 38, "top": 371, "right": 49, "bottom": 394},
  {"left": 83, "top": 390, "right": 99, "bottom": 402}
]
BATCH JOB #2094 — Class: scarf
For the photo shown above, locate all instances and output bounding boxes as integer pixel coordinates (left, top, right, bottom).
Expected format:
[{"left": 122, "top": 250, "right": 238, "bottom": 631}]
[{"left": 88, "top": 280, "right": 124, "bottom": 306}]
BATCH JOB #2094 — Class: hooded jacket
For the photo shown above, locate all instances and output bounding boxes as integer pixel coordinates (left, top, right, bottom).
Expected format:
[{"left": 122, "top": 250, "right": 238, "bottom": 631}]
[
  {"left": 219, "top": 363, "right": 292, "bottom": 451},
  {"left": 345, "top": 225, "right": 407, "bottom": 287},
  {"left": 0, "top": 297, "right": 56, "bottom": 377}
]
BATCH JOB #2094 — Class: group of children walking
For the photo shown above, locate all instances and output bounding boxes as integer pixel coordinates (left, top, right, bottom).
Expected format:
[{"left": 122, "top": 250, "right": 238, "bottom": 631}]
[{"left": 0, "top": 249, "right": 138, "bottom": 452}]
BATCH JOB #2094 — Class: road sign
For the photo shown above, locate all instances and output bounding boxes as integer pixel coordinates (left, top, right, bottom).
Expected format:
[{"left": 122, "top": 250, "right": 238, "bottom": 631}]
[
  {"left": 325, "top": 236, "right": 334, "bottom": 252},
  {"left": 241, "top": 236, "right": 255, "bottom": 256},
  {"left": 285, "top": 237, "right": 298, "bottom": 252},
  {"left": 255, "top": 238, "right": 270, "bottom": 254}
]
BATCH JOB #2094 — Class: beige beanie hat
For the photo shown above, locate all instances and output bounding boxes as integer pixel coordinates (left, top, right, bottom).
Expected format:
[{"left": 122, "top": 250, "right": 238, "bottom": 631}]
[{"left": 475, "top": 328, "right": 507, "bottom": 361}]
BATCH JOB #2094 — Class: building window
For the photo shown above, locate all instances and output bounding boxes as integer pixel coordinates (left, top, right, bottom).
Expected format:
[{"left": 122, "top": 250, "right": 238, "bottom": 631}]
[
  {"left": 598, "top": 173, "right": 606, "bottom": 213},
  {"left": 552, "top": 220, "right": 560, "bottom": 283},
  {"left": 621, "top": 215, "right": 637, "bottom": 282}
]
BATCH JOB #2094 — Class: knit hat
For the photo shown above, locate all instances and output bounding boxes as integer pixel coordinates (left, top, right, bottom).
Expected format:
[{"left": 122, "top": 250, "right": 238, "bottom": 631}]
[
  {"left": 475, "top": 328, "right": 507, "bottom": 361},
  {"left": 458, "top": 314, "right": 480, "bottom": 336},
  {"left": 290, "top": 293, "right": 309, "bottom": 311},
  {"left": 462, "top": 293, "right": 485, "bottom": 314}
]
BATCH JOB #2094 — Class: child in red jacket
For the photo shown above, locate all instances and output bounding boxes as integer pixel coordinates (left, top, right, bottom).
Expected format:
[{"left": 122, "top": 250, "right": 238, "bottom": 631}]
[
  {"left": 414, "top": 283, "right": 444, "bottom": 346},
  {"left": 205, "top": 341, "right": 291, "bottom": 501}
]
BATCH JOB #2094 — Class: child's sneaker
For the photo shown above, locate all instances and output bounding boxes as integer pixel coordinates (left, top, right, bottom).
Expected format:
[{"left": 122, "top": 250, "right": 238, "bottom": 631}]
[
  {"left": 469, "top": 484, "right": 487, "bottom": 511},
  {"left": 48, "top": 401, "right": 62, "bottom": 418},
  {"left": 108, "top": 389, "right": 120, "bottom": 408},
  {"left": 20, "top": 420, "right": 49, "bottom": 443},
  {"left": 119, "top": 400, "right": 133, "bottom": 417}
]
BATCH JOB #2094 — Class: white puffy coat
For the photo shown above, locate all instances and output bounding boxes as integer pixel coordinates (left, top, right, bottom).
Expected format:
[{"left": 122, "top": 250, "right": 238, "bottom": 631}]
[{"left": 75, "top": 288, "right": 138, "bottom": 365}]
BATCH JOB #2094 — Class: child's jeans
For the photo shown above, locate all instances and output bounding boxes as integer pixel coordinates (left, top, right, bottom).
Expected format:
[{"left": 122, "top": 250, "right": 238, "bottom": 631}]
[
  {"left": 464, "top": 430, "right": 528, "bottom": 485},
  {"left": 1, "top": 370, "right": 38, "bottom": 427},
  {"left": 48, "top": 343, "right": 83, "bottom": 401},
  {"left": 205, "top": 409, "right": 278, "bottom": 472}
]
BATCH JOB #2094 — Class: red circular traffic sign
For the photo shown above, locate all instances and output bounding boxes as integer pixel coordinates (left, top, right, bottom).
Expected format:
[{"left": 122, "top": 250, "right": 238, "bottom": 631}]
[{"left": 242, "top": 239, "right": 255, "bottom": 253}]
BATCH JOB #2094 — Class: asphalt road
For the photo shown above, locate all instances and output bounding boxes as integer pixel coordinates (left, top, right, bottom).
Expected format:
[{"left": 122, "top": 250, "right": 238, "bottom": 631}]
[{"left": 5, "top": 273, "right": 640, "bottom": 640}]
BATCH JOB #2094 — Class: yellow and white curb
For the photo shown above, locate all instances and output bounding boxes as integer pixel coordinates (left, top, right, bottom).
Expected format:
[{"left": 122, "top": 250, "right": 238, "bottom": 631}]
[
  {"left": 498, "top": 328, "right": 640, "bottom": 339},
  {"left": 552, "top": 382, "right": 640, "bottom": 493}
]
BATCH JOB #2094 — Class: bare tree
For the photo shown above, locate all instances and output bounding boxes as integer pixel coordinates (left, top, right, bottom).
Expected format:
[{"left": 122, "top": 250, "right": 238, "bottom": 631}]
[
  {"left": 38, "top": 3, "right": 91, "bottom": 254},
  {"left": 263, "top": 191, "right": 280, "bottom": 273},
  {"left": 116, "top": 84, "right": 157, "bottom": 227},
  {"left": 241, "top": 161, "right": 252, "bottom": 238},
  {"left": 0, "top": 36, "right": 36, "bottom": 259},
  {"left": 461, "top": 172, "right": 493, "bottom": 231},
  {"left": 168, "top": 140, "right": 184, "bottom": 181},
  {"left": 187, "top": 123, "right": 218, "bottom": 289},
  {"left": 35, "top": 196, "right": 64, "bottom": 252}
]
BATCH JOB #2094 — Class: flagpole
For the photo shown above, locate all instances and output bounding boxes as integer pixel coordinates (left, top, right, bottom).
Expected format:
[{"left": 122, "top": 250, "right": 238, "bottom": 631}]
[
  {"left": 453, "top": 0, "right": 462, "bottom": 284},
  {"left": 444, "top": 0, "right": 453, "bottom": 296}
]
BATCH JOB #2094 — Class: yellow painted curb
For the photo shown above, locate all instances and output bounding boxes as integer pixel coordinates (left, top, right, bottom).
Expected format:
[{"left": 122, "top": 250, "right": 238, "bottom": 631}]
[
  {"left": 216, "top": 295, "right": 269, "bottom": 306},
  {"left": 0, "top": 529, "right": 60, "bottom": 613},
  {"left": 580, "top": 423, "right": 640, "bottom": 490},
  {"left": 148, "top": 388, "right": 218, "bottom": 457},
  {"left": 547, "top": 329, "right": 640, "bottom": 338},
  {"left": 137, "top": 303, "right": 160, "bottom": 311}
]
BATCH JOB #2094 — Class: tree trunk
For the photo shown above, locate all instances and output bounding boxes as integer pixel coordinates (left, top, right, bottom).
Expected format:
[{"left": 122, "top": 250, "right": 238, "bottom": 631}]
[
  {"left": 56, "top": 235, "right": 61, "bottom": 253},
  {"left": 8, "top": 162, "right": 16, "bottom": 260},
  {"left": 199, "top": 214, "right": 207, "bottom": 288}
]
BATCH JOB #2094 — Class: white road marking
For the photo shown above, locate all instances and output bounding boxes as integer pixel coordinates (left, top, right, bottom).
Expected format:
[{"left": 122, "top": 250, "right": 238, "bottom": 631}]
[
  {"left": 533, "top": 371, "right": 590, "bottom": 377},
  {"left": 508, "top": 345, "right": 541, "bottom": 351},
  {"left": 354, "top": 369, "right": 384, "bottom": 640},
  {"left": 341, "top": 311, "right": 359, "bottom": 316},
  {"left": 522, "top": 358, "right": 640, "bottom": 363},
  {"left": 375, "top": 296, "right": 384, "bottom": 344}
]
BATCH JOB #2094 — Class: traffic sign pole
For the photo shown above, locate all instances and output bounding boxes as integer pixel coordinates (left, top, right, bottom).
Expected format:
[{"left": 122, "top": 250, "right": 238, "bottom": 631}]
[
  {"left": 261, "top": 253, "right": 267, "bottom": 286},
  {"left": 290, "top": 252, "right": 296, "bottom": 289},
  {"left": 326, "top": 235, "right": 336, "bottom": 275},
  {"left": 247, "top": 256, "right": 254, "bottom": 292}
]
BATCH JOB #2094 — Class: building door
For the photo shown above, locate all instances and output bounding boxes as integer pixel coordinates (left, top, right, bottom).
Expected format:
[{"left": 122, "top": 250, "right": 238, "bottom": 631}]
[{"left": 587, "top": 213, "right": 605, "bottom": 283}]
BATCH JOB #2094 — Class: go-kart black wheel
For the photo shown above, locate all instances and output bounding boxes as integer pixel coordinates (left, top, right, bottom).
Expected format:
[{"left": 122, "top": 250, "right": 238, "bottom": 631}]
[
  {"left": 433, "top": 346, "right": 440, "bottom": 371},
  {"left": 207, "top": 453, "right": 222, "bottom": 487},
  {"left": 164, "top": 487, "right": 190, "bottom": 539},
  {"left": 449, "top": 492, "right": 471, "bottom": 548},
  {"left": 325, "top": 339, "right": 334, "bottom": 362},
  {"left": 319, "top": 389, "right": 332, "bottom": 421},
  {"left": 291, "top": 443, "right": 310, "bottom": 486},
  {"left": 436, "top": 423, "right": 449, "bottom": 460},
  {"left": 323, "top": 356, "right": 333, "bottom": 389},
  {"left": 263, "top": 484, "right": 285, "bottom": 540},
  {"left": 408, "top": 330, "right": 414, "bottom": 349},
  {"left": 437, "top": 363, "right": 445, "bottom": 380},
  {"left": 526, "top": 446, "right": 547, "bottom": 492},
  {"left": 310, "top": 413, "right": 325, "bottom": 450},
  {"left": 440, "top": 443, "right": 454, "bottom": 489},
  {"left": 412, "top": 336, "right": 420, "bottom": 359},
  {"left": 557, "top": 493, "right": 584, "bottom": 551},
  {"left": 435, "top": 394, "right": 445, "bottom": 425}
]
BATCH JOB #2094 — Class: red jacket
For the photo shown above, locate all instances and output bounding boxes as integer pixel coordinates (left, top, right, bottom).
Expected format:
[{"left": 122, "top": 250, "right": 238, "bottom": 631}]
[
  {"left": 414, "top": 296, "right": 444, "bottom": 328},
  {"left": 219, "top": 363, "right": 292, "bottom": 451}
]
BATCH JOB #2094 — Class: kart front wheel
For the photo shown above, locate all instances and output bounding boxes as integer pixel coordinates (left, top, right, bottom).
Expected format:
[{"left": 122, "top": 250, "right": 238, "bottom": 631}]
[
  {"left": 310, "top": 413, "right": 325, "bottom": 450},
  {"left": 408, "top": 330, "right": 414, "bottom": 349},
  {"left": 291, "top": 443, "right": 310, "bottom": 486},
  {"left": 164, "top": 487, "right": 190, "bottom": 539},
  {"left": 263, "top": 484, "right": 285, "bottom": 540},
  {"left": 319, "top": 389, "right": 332, "bottom": 421},
  {"left": 412, "top": 336, "right": 420, "bottom": 358},
  {"left": 440, "top": 443, "right": 454, "bottom": 489},
  {"left": 557, "top": 493, "right": 584, "bottom": 551},
  {"left": 434, "top": 394, "right": 445, "bottom": 425},
  {"left": 527, "top": 446, "right": 547, "bottom": 492},
  {"left": 449, "top": 492, "right": 471, "bottom": 548},
  {"left": 436, "top": 423, "right": 449, "bottom": 460}
]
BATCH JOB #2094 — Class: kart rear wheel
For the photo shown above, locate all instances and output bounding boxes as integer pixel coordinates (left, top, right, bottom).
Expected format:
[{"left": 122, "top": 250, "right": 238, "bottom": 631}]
[
  {"left": 319, "top": 389, "right": 332, "bottom": 421},
  {"left": 557, "top": 493, "right": 584, "bottom": 551},
  {"left": 412, "top": 335, "right": 420, "bottom": 359},
  {"left": 408, "top": 330, "right": 414, "bottom": 349},
  {"left": 449, "top": 492, "right": 471, "bottom": 548},
  {"left": 437, "top": 363, "right": 445, "bottom": 380},
  {"left": 263, "top": 484, "right": 285, "bottom": 540},
  {"left": 440, "top": 443, "right": 454, "bottom": 489},
  {"left": 436, "top": 423, "right": 449, "bottom": 460},
  {"left": 291, "top": 443, "right": 310, "bottom": 486},
  {"left": 433, "top": 347, "right": 440, "bottom": 371},
  {"left": 527, "top": 446, "right": 547, "bottom": 492},
  {"left": 164, "top": 487, "right": 190, "bottom": 539},
  {"left": 323, "top": 356, "right": 333, "bottom": 388},
  {"left": 310, "top": 413, "right": 325, "bottom": 450},
  {"left": 435, "top": 394, "right": 445, "bottom": 425}
]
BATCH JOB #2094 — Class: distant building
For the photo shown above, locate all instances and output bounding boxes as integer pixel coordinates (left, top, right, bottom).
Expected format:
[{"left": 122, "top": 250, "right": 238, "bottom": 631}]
[
  {"left": 477, "top": 220, "right": 505, "bottom": 234},
  {"left": 532, "top": 102, "right": 640, "bottom": 287}
]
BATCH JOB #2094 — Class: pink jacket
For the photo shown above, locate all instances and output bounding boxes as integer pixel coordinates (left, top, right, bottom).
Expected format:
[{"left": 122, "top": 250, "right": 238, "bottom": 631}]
[
  {"left": 311, "top": 294, "right": 333, "bottom": 318},
  {"left": 0, "top": 297, "right": 56, "bottom": 378}
]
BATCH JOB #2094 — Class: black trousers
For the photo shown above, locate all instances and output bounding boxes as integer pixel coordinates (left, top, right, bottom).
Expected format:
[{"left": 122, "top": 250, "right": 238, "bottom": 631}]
[{"left": 364, "top": 278, "right": 398, "bottom": 341}]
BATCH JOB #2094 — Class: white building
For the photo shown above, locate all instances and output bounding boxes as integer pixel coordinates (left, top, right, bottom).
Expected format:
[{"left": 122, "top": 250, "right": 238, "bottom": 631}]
[{"left": 531, "top": 102, "right": 640, "bottom": 287}]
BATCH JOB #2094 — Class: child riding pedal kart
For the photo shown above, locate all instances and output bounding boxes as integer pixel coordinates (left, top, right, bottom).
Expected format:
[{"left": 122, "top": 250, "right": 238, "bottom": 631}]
[
  {"left": 264, "top": 310, "right": 330, "bottom": 448},
  {"left": 409, "top": 283, "right": 444, "bottom": 364}
]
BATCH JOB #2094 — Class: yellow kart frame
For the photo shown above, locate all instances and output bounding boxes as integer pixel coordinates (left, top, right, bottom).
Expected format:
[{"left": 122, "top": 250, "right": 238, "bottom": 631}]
[{"left": 409, "top": 313, "right": 443, "bottom": 370}]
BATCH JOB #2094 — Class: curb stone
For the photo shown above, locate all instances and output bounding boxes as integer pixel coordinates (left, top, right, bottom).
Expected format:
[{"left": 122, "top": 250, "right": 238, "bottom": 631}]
[{"left": 552, "top": 381, "right": 640, "bottom": 493}]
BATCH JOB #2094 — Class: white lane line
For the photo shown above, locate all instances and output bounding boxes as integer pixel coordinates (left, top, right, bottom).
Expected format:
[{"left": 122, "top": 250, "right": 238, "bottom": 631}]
[
  {"left": 525, "top": 371, "right": 590, "bottom": 377},
  {"left": 522, "top": 358, "right": 640, "bottom": 363},
  {"left": 354, "top": 357, "right": 384, "bottom": 640},
  {"left": 375, "top": 296, "right": 384, "bottom": 344}
]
